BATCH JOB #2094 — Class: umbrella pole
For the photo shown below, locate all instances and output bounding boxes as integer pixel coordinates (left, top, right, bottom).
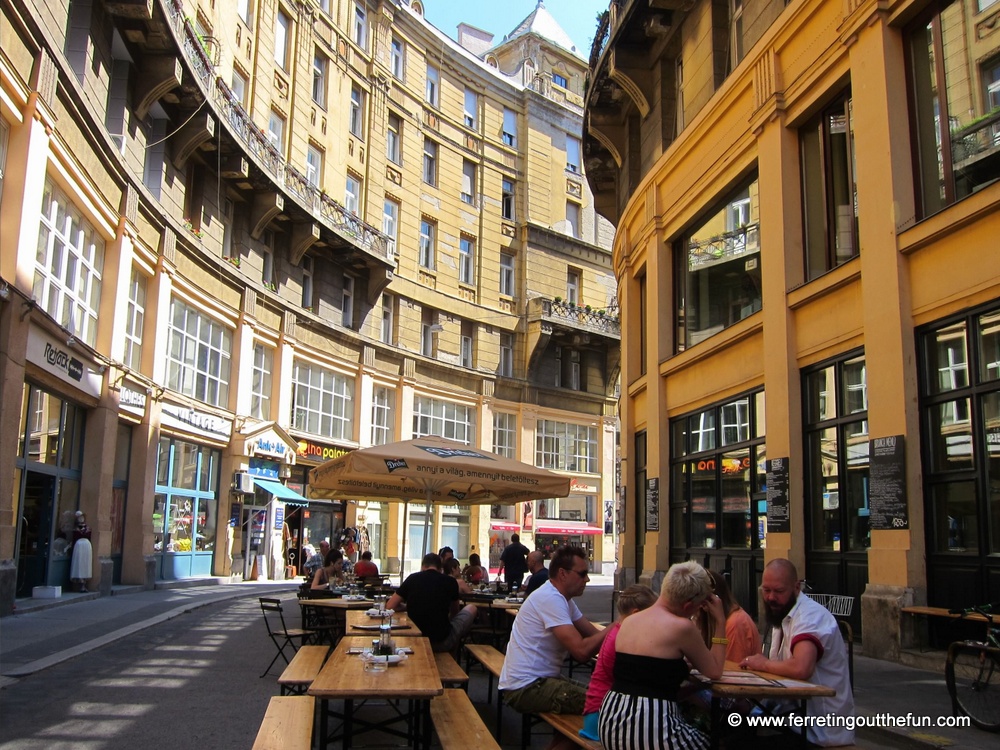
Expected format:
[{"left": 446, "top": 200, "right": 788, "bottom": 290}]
[
  {"left": 400, "top": 500, "right": 408, "bottom": 585},
  {"left": 420, "top": 488, "right": 432, "bottom": 557}
]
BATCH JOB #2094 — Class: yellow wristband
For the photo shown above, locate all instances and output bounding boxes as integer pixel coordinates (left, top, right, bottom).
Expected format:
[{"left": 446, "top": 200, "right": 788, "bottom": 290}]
[{"left": 711, "top": 637, "right": 729, "bottom": 645}]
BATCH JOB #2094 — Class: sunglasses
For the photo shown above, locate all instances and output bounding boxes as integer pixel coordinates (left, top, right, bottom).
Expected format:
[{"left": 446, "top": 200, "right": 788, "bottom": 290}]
[{"left": 568, "top": 568, "right": 590, "bottom": 579}]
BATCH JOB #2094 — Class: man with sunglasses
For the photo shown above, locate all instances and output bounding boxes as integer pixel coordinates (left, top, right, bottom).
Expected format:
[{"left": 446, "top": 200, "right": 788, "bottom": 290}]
[{"left": 499, "top": 545, "right": 608, "bottom": 736}]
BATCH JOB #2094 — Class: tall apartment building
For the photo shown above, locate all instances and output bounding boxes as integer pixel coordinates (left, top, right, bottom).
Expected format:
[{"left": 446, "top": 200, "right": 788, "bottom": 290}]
[
  {"left": 585, "top": 0, "right": 1000, "bottom": 659},
  {"left": 0, "top": 0, "right": 619, "bottom": 614}
]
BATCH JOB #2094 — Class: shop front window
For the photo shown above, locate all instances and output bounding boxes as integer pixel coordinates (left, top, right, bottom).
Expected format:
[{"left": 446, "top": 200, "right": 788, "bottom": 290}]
[
  {"left": 671, "top": 391, "right": 765, "bottom": 551},
  {"left": 153, "top": 437, "right": 220, "bottom": 574}
]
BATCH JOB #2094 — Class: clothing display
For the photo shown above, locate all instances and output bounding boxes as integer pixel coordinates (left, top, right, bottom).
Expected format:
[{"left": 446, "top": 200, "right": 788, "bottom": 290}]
[{"left": 70, "top": 521, "right": 93, "bottom": 582}]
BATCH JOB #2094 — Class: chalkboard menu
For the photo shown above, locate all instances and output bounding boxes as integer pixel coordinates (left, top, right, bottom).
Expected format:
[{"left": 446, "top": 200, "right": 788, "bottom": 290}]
[
  {"left": 646, "top": 477, "right": 659, "bottom": 532},
  {"left": 766, "top": 458, "right": 790, "bottom": 533},
  {"left": 870, "top": 434, "right": 908, "bottom": 530}
]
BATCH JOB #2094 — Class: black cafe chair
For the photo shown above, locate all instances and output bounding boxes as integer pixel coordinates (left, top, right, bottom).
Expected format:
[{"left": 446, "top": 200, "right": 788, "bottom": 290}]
[{"left": 259, "top": 597, "right": 314, "bottom": 678}]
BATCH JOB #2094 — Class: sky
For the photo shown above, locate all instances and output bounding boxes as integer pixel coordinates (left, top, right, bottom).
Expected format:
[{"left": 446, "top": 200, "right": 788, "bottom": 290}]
[{"left": 421, "top": 0, "right": 611, "bottom": 60}]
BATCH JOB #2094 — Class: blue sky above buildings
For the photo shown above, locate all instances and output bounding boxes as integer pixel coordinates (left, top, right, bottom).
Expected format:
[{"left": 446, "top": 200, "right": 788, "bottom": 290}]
[{"left": 424, "top": 0, "right": 610, "bottom": 60}]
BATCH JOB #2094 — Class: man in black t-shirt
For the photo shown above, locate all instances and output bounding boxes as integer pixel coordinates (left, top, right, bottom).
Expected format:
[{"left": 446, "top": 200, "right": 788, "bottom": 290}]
[
  {"left": 498, "top": 533, "right": 530, "bottom": 589},
  {"left": 386, "top": 553, "right": 477, "bottom": 652},
  {"left": 522, "top": 550, "right": 550, "bottom": 598}
]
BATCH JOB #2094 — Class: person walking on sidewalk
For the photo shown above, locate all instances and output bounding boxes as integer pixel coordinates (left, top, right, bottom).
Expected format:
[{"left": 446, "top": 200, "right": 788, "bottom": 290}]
[{"left": 497, "top": 533, "right": 530, "bottom": 590}]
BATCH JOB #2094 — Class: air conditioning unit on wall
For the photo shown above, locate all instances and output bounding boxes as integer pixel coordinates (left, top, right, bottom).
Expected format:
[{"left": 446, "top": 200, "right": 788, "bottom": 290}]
[{"left": 233, "top": 471, "right": 255, "bottom": 494}]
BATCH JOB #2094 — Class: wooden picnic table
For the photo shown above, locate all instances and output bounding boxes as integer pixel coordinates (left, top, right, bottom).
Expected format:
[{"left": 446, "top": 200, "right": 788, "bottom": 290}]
[
  {"left": 309, "top": 636, "right": 442, "bottom": 750},
  {"left": 344, "top": 609, "right": 423, "bottom": 637},
  {"left": 693, "top": 661, "right": 836, "bottom": 750}
]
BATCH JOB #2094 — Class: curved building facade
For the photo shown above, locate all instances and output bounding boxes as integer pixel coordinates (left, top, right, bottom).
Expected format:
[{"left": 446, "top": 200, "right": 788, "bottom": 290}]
[{"left": 585, "top": 0, "right": 1000, "bottom": 658}]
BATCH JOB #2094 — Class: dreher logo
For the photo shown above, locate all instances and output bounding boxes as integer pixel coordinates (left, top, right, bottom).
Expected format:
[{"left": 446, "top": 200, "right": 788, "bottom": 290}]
[
  {"left": 448, "top": 490, "right": 467, "bottom": 501},
  {"left": 419, "top": 446, "right": 493, "bottom": 460},
  {"left": 384, "top": 458, "right": 408, "bottom": 472}
]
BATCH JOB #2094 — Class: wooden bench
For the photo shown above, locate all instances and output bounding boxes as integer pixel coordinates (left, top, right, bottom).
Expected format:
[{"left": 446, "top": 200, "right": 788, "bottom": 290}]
[
  {"left": 464, "top": 643, "right": 511, "bottom": 741},
  {"left": 277, "top": 644, "right": 329, "bottom": 696},
  {"left": 430, "top": 688, "right": 502, "bottom": 750},
  {"left": 435, "top": 651, "right": 470, "bottom": 689},
  {"left": 540, "top": 712, "right": 603, "bottom": 749},
  {"left": 251, "top": 695, "right": 314, "bottom": 750}
]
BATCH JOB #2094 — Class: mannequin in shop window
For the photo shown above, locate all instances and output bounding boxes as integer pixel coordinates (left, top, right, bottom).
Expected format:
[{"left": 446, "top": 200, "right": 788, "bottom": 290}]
[{"left": 70, "top": 511, "right": 93, "bottom": 592}]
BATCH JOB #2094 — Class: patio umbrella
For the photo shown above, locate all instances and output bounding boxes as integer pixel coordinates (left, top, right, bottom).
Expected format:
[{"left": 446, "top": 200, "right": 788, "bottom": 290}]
[{"left": 308, "top": 436, "right": 570, "bottom": 578}]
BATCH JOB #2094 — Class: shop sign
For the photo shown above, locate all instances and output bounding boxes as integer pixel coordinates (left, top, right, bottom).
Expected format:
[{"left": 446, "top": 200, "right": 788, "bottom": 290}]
[
  {"left": 295, "top": 437, "right": 352, "bottom": 463},
  {"left": 274, "top": 506, "right": 284, "bottom": 531},
  {"left": 26, "top": 325, "right": 102, "bottom": 399},
  {"left": 161, "top": 402, "right": 232, "bottom": 441},
  {"left": 245, "top": 428, "right": 294, "bottom": 460},
  {"left": 570, "top": 479, "right": 598, "bottom": 494},
  {"left": 119, "top": 383, "right": 147, "bottom": 417},
  {"left": 249, "top": 459, "right": 280, "bottom": 479}
]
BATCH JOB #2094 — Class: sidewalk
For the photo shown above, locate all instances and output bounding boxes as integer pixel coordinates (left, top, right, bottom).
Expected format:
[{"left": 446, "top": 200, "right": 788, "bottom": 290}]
[{"left": 1, "top": 579, "right": 995, "bottom": 750}]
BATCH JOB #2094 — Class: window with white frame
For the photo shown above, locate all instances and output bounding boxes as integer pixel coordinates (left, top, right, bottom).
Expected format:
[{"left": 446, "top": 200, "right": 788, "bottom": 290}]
[
  {"left": 251, "top": 342, "right": 273, "bottom": 420},
  {"left": 419, "top": 220, "right": 435, "bottom": 269},
  {"left": 231, "top": 68, "right": 248, "bottom": 107},
  {"left": 502, "top": 107, "right": 517, "bottom": 147},
  {"left": 566, "top": 269, "right": 580, "bottom": 305},
  {"left": 262, "top": 241, "right": 275, "bottom": 289},
  {"left": 500, "top": 252, "right": 515, "bottom": 296},
  {"left": 502, "top": 178, "right": 515, "bottom": 220},
  {"left": 459, "top": 237, "right": 475, "bottom": 285},
  {"left": 421, "top": 308, "right": 437, "bottom": 357},
  {"left": 461, "top": 160, "right": 476, "bottom": 204},
  {"left": 499, "top": 333, "right": 513, "bottom": 377},
  {"left": 354, "top": 3, "right": 367, "bottom": 49},
  {"left": 166, "top": 299, "right": 232, "bottom": 407},
  {"left": 349, "top": 85, "right": 364, "bottom": 137},
  {"left": 301, "top": 255, "right": 314, "bottom": 309},
  {"left": 493, "top": 412, "right": 516, "bottom": 458},
  {"left": 382, "top": 198, "right": 399, "bottom": 257},
  {"left": 34, "top": 180, "right": 105, "bottom": 346},
  {"left": 463, "top": 88, "right": 478, "bottom": 129},
  {"left": 306, "top": 144, "right": 322, "bottom": 187},
  {"left": 371, "top": 386, "right": 395, "bottom": 445},
  {"left": 423, "top": 139, "right": 438, "bottom": 185},
  {"left": 390, "top": 37, "right": 404, "bottom": 79},
  {"left": 345, "top": 175, "right": 361, "bottom": 215},
  {"left": 268, "top": 110, "right": 285, "bottom": 152},
  {"left": 342, "top": 274, "right": 355, "bottom": 329},
  {"left": 238, "top": 0, "right": 252, "bottom": 26},
  {"left": 566, "top": 135, "right": 581, "bottom": 173},
  {"left": 413, "top": 396, "right": 474, "bottom": 443},
  {"left": 730, "top": 0, "right": 744, "bottom": 70},
  {"left": 381, "top": 293, "right": 395, "bottom": 344},
  {"left": 535, "top": 420, "right": 598, "bottom": 472},
  {"left": 312, "top": 52, "right": 327, "bottom": 107},
  {"left": 568, "top": 349, "right": 581, "bottom": 390},
  {"left": 274, "top": 11, "right": 290, "bottom": 69},
  {"left": 425, "top": 64, "right": 439, "bottom": 107},
  {"left": 387, "top": 113, "right": 402, "bottom": 164},
  {"left": 461, "top": 320, "right": 474, "bottom": 368},
  {"left": 566, "top": 201, "right": 581, "bottom": 238},
  {"left": 291, "top": 361, "right": 355, "bottom": 440},
  {"left": 123, "top": 268, "right": 146, "bottom": 371}
]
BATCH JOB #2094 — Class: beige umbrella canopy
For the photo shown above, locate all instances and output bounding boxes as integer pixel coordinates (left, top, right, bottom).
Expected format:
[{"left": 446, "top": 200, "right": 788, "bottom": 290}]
[{"left": 308, "top": 436, "right": 570, "bottom": 566}]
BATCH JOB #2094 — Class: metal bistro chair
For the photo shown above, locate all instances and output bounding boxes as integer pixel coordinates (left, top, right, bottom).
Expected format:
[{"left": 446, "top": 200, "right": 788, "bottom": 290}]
[
  {"left": 259, "top": 597, "right": 314, "bottom": 678},
  {"left": 804, "top": 591, "right": 855, "bottom": 691}
]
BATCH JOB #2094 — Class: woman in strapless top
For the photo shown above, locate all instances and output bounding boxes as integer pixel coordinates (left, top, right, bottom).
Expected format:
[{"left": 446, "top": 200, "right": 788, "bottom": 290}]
[{"left": 599, "top": 561, "right": 728, "bottom": 750}]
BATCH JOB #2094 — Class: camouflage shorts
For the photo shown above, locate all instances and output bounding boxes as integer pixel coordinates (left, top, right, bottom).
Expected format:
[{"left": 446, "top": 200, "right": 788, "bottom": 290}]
[{"left": 502, "top": 676, "right": 587, "bottom": 715}]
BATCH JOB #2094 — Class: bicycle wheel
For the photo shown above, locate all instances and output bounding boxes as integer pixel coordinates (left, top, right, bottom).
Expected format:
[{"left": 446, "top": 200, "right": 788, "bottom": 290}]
[{"left": 946, "top": 643, "right": 1000, "bottom": 731}]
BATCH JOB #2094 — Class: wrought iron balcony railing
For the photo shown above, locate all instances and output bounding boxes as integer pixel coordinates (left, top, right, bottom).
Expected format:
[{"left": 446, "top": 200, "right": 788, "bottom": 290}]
[
  {"left": 688, "top": 223, "right": 760, "bottom": 270},
  {"left": 532, "top": 297, "right": 621, "bottom": 337}
]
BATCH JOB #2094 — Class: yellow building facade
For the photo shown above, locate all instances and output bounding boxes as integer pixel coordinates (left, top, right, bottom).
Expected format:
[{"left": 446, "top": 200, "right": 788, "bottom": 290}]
[
  {"left": 0, "top": 0, "right": 620, "bottom": 614},
  {"left": 585, "top": 0, "right": 1000, "bottom": 659}
]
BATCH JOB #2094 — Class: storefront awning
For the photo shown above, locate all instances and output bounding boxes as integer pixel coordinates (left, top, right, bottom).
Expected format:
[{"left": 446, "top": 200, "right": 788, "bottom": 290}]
[
  {"left": 535, "top": 521, "right": 603, "bottom": 536},
  {"left": 254, "top": 478, "right": 309, "bottom": 506},
  {"left": 490, "top": 521, "right": 520, "bottom": 531}
]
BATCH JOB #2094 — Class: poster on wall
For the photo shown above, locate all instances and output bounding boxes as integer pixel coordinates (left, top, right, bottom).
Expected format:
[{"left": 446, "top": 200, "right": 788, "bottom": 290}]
[
  {"left": 870, "top": 434, "right": 908, "bottom": 530},
  {"left": 522, "top": 500, "right": 533, "bottom": 531},
  {"left": 604, "top": 499, "right": 614, "bottom": 534},
  {"left": 618, "top": 485, "right": 626, "bottom": 534},
  {"left": 645, "top": 478, "right": 659, "bottom": 532},
  {"left": 766, "top": 458, "right": 791, "bottom": 533}
]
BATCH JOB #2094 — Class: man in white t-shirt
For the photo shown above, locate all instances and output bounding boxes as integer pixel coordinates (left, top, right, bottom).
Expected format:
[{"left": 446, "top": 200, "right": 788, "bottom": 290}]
[
  {"left": 499, "top": 545, "right": 608, "bottom": 737},
  {"left": 740, "top": 558, "right": 855, "bottom": 747}
]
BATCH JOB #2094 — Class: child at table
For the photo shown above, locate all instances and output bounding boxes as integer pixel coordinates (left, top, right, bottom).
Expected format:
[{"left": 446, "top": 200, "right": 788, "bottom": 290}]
[{"left": 579, "top": 584, "right": 657, "bottom": 741}]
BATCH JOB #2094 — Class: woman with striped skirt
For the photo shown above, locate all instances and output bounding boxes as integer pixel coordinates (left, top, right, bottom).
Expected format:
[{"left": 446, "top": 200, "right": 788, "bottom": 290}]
[{"left": 599, "top": 561, "right": 728, "bottom": 749}]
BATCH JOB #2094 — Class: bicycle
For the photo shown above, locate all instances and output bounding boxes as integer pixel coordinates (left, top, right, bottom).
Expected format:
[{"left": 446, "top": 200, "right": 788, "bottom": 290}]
[{"left": 944, "top": 602, "right": 1000, "bottom": 731}]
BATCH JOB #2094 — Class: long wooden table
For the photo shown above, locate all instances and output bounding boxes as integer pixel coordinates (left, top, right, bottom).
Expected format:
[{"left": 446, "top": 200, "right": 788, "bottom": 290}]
[
  {"left": 308, "top": 635, "right": 442, "bottom": 749},
  {"left": 695, "top": 661, "right": 836, "bottom": 750},
  {"left": 344, "top": 609, "right": 423, "bottom": 637}
]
